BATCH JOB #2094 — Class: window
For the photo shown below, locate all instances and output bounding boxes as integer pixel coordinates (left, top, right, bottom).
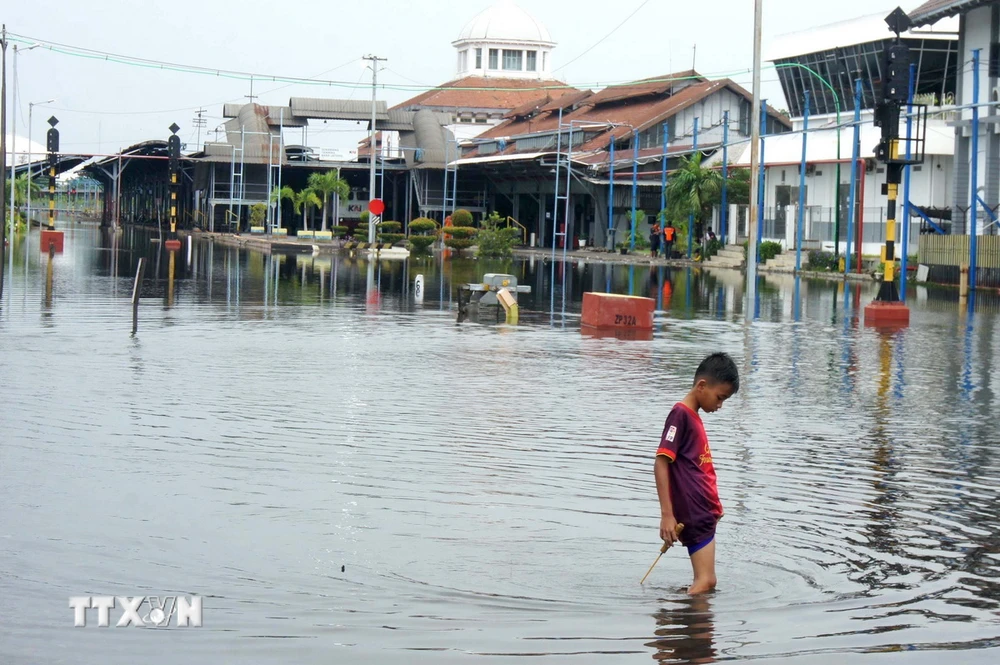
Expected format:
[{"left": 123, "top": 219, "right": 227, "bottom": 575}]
[
  {"left": 503, "top": 49, "right": 523, "bottom": 71},
  {"left": 475, "top": 48, "right": 482, "bottom": 69},
  {"left": 739, "top": 99, "right": 751, "bottom": 136},
  {"left": 459, "top": 49, "right": 468, "bottom": 72},
  {"left": 526, "top": 50, "right": 537, "bottom": 71},
  {"left": 488, "top": 48, "right": 499, "bottom": 69}
]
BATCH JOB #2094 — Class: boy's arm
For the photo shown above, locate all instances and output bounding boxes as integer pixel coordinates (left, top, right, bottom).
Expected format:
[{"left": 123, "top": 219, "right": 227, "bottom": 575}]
[{"left": 654, "top": 456, "right": 679, "bottom": 545}]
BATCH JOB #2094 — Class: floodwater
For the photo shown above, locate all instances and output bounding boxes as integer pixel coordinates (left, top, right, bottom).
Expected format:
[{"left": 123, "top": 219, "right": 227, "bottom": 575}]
[{"left": 2, "top": 222, "right": 1000, "bottom": 664}]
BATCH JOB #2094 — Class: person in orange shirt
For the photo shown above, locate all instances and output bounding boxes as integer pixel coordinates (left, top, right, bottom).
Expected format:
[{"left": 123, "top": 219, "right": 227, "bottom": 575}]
[{"left": 663, "top": 222, "right": 676, "bottom": 259}]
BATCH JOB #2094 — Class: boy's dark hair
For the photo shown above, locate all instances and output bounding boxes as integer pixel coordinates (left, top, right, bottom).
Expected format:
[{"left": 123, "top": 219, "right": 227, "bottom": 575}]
[{"left": 694, "top": 352, "right": 740, "bottom": 393}]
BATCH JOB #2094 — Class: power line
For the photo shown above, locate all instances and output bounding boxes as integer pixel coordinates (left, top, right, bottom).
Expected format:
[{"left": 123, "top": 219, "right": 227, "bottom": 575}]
[
  {"left": 554, "top": 0, "right": 652, "bottom": 73},
  {"left": 4, "top": 30, "right": 794, "bottom": 95}
]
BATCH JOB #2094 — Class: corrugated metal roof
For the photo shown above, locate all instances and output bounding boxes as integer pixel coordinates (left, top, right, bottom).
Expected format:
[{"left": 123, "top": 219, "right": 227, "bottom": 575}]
[
  {"left": 909, "top": 0, "right": 991, "bottom": 26},
  {"left": 223, "top": 103, "right": 307, "bottom": 128},
  {"left": 290, "top": 98, "right": 387, "bottom": 120},
  {"left": 375, "top": 109, "right": 416, "bottom": 131},
  {"left": 199, "top": 142, "right": 284, "bottom": 165},
  {"left": 768, "top": 11, "right": 957, "bottom": 61}
]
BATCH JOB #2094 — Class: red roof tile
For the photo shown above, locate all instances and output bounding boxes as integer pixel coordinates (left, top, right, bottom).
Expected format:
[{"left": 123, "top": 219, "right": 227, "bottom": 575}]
[{"left": 391, "top": 76, "right": 577, "bottom": 112}]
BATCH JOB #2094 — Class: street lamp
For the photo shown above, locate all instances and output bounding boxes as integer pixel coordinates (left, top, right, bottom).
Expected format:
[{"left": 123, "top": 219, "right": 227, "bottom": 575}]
[
  {"left": 26, "top": 98, "right": 56, "bottom": 229},
  {"left": 8, "top": 44, "right": 44, "bottom": 235}
]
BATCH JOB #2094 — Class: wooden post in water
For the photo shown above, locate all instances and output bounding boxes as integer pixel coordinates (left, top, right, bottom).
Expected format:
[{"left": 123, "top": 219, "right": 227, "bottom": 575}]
[{"left": 132, "top": 257, "right": 146, "bottom": 334}]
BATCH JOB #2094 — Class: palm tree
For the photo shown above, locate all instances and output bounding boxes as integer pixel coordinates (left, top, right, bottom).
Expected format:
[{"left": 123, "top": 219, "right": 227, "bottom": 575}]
[
  {"left": 280, "top": 186, "right": 321, "bottom": 231},
  {"left": 4, "top": 174, "right": 40, "bottom": 209},
  {"left": 665, "top": 153, "right": 722, "bottom": 232},
  {"left": 307, "top": 170, "right": 351, "bottom": 232}
]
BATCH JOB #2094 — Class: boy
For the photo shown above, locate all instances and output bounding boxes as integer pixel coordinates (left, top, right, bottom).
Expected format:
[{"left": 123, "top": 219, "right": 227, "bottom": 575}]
[{"left": 654, "top": 353, "right": 739, "bottom": 594}]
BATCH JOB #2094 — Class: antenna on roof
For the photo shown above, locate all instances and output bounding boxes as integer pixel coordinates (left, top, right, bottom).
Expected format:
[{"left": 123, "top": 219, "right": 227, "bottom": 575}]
[
  {"left": 692, "top": 44, "right": 697, "bottom": 72},
  {"left": 246, "top": 76, "right": 258, "bottom": 104}
]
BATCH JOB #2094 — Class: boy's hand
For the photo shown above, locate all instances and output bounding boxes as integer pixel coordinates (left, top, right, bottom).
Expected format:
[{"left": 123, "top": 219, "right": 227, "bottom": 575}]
[{"left": 660, "top": 515, "right": 679, "bottom": 546}]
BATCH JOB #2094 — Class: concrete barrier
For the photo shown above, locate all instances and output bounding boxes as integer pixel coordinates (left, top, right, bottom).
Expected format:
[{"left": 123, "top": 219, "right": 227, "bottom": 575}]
[{"left": 581, "top": 292, "right": 655, "bottom": 330}]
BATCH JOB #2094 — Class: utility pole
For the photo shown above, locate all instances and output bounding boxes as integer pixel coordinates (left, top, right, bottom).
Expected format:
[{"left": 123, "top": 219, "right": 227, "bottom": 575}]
[
  {"left": 364, "top": 54, "right": 387, "bottom": 245},
  {"left": 192, "top": 108, "right": 207, "bottom": 151},
  {"left": 746, "top": 1, "right": 763, "bottom": 319},
  {"left": 246, "top": 77, "right": 257, "bottom": 104},
  {"left": 1, "top": 25, "right": 8, "bottom": 266}
]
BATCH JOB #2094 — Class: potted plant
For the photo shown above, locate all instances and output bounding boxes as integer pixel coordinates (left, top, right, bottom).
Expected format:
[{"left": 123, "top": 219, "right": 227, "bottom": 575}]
[{"left": 616, "top": 240, "right": 629, "bottom": 255}]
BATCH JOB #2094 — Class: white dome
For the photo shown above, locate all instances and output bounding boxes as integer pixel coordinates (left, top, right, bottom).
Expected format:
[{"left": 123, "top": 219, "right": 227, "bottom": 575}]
[{"left": 455, "top": 0, "right": 554, "bottom": 45}]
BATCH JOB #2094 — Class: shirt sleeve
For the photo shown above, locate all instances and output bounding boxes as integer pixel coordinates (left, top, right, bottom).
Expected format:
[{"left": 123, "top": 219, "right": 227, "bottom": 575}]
[{"left": 656, "top": 408, "right": 686, "bottom": 462}]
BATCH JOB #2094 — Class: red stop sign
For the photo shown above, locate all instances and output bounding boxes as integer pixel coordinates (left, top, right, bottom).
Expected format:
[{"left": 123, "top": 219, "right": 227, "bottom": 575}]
[{"left": 368, "top": 199, "right": 385, "bottom": 216}]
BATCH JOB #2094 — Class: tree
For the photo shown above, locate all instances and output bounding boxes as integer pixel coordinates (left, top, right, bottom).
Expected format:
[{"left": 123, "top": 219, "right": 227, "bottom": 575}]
[
  {"left": 308, "top": 170, "right": 350, "bottom": 232},
  {"left": 665, "top": 152, "right": 722, "bottom": 240},
  {"left": 279, "top": 186, "right": 321, "bottom": 231},
  {"left": 725, "top": 167, "right": 752, "bottom": 206},
  {"left": 4, "top": 174, "right": 40, "bottom": 209}
]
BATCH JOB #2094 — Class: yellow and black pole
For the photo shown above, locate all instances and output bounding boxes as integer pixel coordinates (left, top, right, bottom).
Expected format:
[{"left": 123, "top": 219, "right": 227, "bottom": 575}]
[
  {"left": 40, "top": 115, "right": 64, "bottom": 253},
  {"left": 165, "top": 123, "right": 183, "bottom": 251},
  {"left": 865, "top": 7, "right": 919, "bottom": 329}
]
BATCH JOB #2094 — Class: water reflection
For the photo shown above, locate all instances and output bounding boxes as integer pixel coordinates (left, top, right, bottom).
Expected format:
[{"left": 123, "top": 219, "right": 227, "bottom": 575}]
[
  {"left": 647, "top": 596, "right": 717, "bottom": 664},
  {"left": 4, "top": 223, "right": 1000, "bottom": 663}
]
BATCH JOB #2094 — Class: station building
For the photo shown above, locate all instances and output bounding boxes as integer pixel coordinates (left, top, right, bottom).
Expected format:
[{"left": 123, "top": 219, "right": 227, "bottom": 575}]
[{"left": 737, "top": 11, "right": 960, "bottom": 255}]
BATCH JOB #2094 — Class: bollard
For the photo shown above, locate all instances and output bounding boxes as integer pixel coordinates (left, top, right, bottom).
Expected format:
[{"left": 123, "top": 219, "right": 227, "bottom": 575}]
[
  {"left": 960, "top": 263, "right": 969, "bottom": 300},
  {"left": 131, "top": 258, "right": 146, "bottom": 334},
  {"left": 413, "top": 274, "right": 424, "bottom": 303}
]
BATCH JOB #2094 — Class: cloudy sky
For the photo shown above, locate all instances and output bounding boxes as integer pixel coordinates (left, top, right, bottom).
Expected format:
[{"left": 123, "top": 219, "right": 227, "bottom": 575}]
[{"left": 4, "top": 0, "right": 913, "bottom": 156}]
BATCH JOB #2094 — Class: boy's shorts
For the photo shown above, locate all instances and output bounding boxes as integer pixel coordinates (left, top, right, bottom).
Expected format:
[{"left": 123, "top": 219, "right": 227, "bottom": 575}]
[
  {"left": 686, "top": 534, "right": 714, "bottom": 556},
  {"left": 681, "top": 520, "right": 717, "bottom": 556}
]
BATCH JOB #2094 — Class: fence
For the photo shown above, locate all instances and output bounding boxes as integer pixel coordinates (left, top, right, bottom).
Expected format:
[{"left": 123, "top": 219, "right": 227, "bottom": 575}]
[
  {"left": 918, "top": 235, "right": 1000, "bottom": 287},
  {"left": 724, "top": 205, "right": 921, "bottom": 247}
]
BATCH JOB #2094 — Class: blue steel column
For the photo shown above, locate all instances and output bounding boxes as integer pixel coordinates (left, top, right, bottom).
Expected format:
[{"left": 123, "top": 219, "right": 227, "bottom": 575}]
[
  {"left": 551, "top": 107, "right": 564, "bottom": 261},
  {"left": 845, "top": 79, "right": 862, "bottom": 274},
  {"left": 970, "top": 49, "right": 981, "bottom": 291},
  {"left": 688, "top": 117, "right": 699, "bottom": 258},
  {"left": 630, "top": 128, "right": 639, "bottom": 251},
  {"left": 607, "top": 138, "right": 615, "bottom": 250},
  {"left": 721, "top": 111, "right": 729, "bottom": 243},
  {"left": 660, "top": 122, "right": 669, "bottom": 216},
  {"left": 564, "top": 123, "right": 574, "bottom": 262},
  {"left": 901, "top": 63, "right": 916, "bottom": 302},
  {"left": 796, "top": 90, "right": 810, "bottom": 272},
  {"left": 756, "top": 101, "right": 768, "bottom": 260}
]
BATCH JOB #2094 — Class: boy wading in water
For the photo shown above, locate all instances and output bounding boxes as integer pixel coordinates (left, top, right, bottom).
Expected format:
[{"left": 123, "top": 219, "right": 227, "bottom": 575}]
[{"left": 654, "top": 353, "right": 739, "bottom": 594}]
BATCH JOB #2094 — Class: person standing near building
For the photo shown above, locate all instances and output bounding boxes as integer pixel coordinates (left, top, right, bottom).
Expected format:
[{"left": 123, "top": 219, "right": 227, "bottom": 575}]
[
  {"left": 650, "top": 220, "right": 662, "bottom": 258},
  {"left": 663, "top": 221, "right": 676, "bottom": 259}
]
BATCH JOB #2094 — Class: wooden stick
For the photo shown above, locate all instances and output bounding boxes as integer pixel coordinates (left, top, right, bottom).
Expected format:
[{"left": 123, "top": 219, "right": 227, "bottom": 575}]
[{"left": 639, "top": 523, "right": 684, "bottom": 585}]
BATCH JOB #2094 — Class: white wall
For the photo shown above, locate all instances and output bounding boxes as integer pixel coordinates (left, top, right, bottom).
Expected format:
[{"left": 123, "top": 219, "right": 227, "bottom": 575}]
[{"left": 668, "top": 89, "right": 757, "bottom": 147}]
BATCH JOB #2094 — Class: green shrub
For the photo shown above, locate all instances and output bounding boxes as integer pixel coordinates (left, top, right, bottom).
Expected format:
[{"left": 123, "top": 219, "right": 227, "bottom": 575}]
[
  {"left": 331, "top": 225, "right": 348, "bottom": 237},
  {"left": 380, "top": 221, "right": 402, "bottom": 232},
  {"left": 451, "top": 209, "right": 474, "bottom": 226},
  {"left": 409, "top": 236, "right": 436, "bottom": 252},
  {"left": 444, "top": 238, "right": 475, "bottom": 250},
  {"left": 444, "top": 226, "right": 477, "bottom": 240},
  {"left": 378, "top": 233, "right": 405, "bottom": 245},
  {"left": 807, "top": 250, "right": 837, "bottom": 271},
  {"left": 476, "top": 213, "right": 520, "bottom": 258},
  {"left": 249, "top": 203, "right": 267, "bottom": 227},
  {"left": 409, "top": 218, "right": 437, "bottom": 234},
  {"left": 704, "top": 238, "right": 723, "bottom": 259},
  {"left": 759, "top": 240, "right": 783, "bottom": 263},
  {"left": 359, "top": 211, "right": 370, "bottom": 226}
]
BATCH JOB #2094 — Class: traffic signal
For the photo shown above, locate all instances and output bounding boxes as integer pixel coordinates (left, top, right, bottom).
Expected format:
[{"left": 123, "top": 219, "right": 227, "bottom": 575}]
[{"left": 882, "top": 44, "right": 911, "bottom": 103}]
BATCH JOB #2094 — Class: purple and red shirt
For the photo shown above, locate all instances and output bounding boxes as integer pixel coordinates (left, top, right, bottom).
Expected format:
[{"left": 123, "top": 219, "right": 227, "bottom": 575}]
[{"left": 656, "top": 403, "right": 723, "bottom": 542}]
